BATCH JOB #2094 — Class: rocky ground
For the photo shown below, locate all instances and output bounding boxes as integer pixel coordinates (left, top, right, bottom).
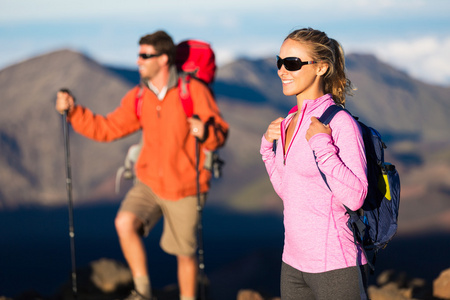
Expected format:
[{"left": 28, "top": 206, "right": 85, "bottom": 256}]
[{"left": 2, "top": 258, "right": 450, "bottom": 300}]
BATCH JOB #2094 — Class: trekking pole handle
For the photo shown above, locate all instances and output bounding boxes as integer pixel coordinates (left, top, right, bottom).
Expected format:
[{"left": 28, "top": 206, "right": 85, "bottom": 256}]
[
  {"left": 58, "top": 88, "right": 76, "bottom": 114},
  {"left": 59, "top": 88, "right": 73, "bottom": 97}
]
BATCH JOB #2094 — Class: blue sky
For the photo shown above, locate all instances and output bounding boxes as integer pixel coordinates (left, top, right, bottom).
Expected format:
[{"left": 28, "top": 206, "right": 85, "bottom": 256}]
[{"left": 1, "top": 0, "right": 450, "bottom": 86}]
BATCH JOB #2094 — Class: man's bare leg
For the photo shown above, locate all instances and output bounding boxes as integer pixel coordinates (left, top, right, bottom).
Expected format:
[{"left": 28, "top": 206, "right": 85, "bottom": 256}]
[
  {"left": 177, "top": 255, "right": 198, "bottom": 299},
  {"left": 115, "top": 211, "right": 151, "bottom": 298}
]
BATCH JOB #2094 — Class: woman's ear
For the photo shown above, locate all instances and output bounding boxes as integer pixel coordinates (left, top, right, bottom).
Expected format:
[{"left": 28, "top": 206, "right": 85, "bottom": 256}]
[{"left": 316, "top": 63, "right": 329, "bottom": 76}]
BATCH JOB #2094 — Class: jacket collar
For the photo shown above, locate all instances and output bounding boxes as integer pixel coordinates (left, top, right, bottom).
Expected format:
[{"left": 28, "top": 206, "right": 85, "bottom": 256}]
[
  {"left": 167, "top": 65, "right": 178, "bottom": 89},
  {"left": 287, "top": 93, "right": 334, "bottom": 117},
  {"left": 141, "top": 65, "right": 179, "bottom": 92}
]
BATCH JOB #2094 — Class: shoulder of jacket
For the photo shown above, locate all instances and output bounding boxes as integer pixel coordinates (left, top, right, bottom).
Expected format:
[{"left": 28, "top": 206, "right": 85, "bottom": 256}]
[{"left": 331, "top": 108, "right": 355, "bottom": 123}]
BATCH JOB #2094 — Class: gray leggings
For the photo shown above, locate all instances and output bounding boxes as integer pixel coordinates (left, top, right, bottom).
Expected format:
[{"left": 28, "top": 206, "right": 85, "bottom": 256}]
[{"left": 280, "top": 262, "right": 368, "bottom": 300}]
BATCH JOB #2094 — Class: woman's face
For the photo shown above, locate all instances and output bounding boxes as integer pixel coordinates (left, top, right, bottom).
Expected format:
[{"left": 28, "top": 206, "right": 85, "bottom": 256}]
[{"left": 278, "top": 38, "right": 324, "bottom": 100}]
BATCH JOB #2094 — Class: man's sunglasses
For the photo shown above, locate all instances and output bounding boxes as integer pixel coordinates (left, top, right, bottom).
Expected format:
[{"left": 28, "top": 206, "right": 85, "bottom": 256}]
[
  {"left": 277, "top": 56, "right": 317, "bottom": 71},
  {"left": 138, "top": 53, "right": 163, "bottom": 60}
]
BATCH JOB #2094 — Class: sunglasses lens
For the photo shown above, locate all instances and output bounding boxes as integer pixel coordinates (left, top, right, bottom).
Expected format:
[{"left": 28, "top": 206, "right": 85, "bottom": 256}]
[
  {"left": 284, "top": 58, "right": 302, "bottom": 71},
  {"left": 277, "top": 56, "right": 302, "bottom": 71},
  {"left": 139, "top": 53, "right": 160, "bottom": 59}
]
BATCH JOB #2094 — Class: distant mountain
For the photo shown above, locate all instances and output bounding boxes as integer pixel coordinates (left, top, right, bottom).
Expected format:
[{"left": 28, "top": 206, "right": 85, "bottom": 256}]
[
  {"left": 0, "top": 49, "right": 141, "bottom": 209},
  {"left": 216, "top": 53, "right": 450, "bottom": 143},
  {"left": 1, "top": 49, "right": 450, "bottom": 235},
  {"left": 345, "top": 54, "right": 450, "bottom": 143}
]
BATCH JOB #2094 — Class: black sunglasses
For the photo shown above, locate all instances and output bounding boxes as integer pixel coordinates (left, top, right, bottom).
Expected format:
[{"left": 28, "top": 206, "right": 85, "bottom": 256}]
[
  {"left": 277, "top": 56, "right": 317, "bottom": 71},
  {"left": 138, "top": 53, "right": 163, "bottom": 60}
]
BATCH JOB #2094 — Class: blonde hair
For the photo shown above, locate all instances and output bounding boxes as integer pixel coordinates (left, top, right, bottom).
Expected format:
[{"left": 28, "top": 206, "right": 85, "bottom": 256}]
[{"left": 285, "top": 28, "right": 353, "bottom": 106}]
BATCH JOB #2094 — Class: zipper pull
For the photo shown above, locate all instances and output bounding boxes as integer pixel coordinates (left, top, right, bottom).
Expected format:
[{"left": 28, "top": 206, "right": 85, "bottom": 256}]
[{"left": 156, "top": 105, "right": 161, "bottom": 118}]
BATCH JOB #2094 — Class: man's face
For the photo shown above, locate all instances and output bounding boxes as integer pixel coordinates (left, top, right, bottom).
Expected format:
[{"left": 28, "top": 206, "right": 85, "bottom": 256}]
[{"left": 137, "top": 44, "right": 164, "bottom": 80}]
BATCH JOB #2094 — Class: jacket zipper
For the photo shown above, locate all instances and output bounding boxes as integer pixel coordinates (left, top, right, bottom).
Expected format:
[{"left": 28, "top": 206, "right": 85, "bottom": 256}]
[{"left": 283, "top": 104, "right": 307, "bottom": 165}]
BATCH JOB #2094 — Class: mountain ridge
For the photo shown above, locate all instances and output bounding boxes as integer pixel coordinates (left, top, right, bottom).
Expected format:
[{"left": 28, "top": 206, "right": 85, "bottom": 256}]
[{"left": 0, "top": 49, "right": 449, "bottom": 235}]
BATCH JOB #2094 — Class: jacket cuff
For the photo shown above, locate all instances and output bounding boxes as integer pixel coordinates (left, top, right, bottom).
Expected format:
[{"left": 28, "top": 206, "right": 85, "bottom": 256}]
[{"left": 261, "top": 135, "right": 274, "bottom": 147}]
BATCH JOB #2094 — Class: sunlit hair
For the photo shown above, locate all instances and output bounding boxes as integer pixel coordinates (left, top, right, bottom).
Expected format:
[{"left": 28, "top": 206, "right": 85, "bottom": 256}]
[
  {"left": 139, "top": 30, "right": 176, "bottom": 66},
  {"left": 285, "top": 27, "right": 353, "bottom": 106}
]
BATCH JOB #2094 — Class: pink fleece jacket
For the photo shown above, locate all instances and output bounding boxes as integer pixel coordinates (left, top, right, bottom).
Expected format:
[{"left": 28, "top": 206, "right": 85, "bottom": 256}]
[{"left": 260, "top": 94, "right": 368, "bottom": 273}]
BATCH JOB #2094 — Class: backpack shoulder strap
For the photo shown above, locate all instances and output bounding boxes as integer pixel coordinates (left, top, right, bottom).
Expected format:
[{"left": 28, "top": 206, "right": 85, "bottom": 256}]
[
  {"left": 318, "top": 105, "right": 345, "bottom": 125},
  {"left": 134, "top": 78, "right": 194, "bottom": 119},
  {"left": 178, "top": 74, "right": 194, "bottom": 118},
  {"left": 134, "top": 85, "right": 145, "bottom": 120},
  {"left": 314, "top": 104, "right": 350, "bottom": 189}
]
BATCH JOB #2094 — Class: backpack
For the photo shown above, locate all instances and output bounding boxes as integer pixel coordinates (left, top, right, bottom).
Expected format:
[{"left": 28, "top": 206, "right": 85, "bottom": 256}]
[
  {"left": 317, "top": 105, "right": 401, "bottom": 299},
  {"left": 115, "top": 40, "right": 224, "bottom": 193},
  {"left": 175, "top": 40, "right": 216, "bottom": 118}
]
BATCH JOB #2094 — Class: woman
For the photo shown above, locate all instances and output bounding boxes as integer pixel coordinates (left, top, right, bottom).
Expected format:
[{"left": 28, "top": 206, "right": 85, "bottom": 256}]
[{"left": 260, "top": 28, "right": 369, "bottom": 299}]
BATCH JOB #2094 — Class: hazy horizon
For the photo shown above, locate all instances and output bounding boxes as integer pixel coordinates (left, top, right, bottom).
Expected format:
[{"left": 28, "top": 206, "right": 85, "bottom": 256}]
[{"left": 1, "top": 0, "right": 450, "bottom": 86}]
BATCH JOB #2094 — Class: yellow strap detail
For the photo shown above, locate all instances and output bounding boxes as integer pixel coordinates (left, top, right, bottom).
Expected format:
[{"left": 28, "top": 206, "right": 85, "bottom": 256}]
[{"left": 378, "top": 174, "right": 391, "bottom": 201}]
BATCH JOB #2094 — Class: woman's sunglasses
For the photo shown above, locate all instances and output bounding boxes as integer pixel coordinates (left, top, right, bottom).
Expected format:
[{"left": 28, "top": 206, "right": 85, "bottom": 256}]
[{"left": 277, "top": 56, "right": 317, "bottom": 71}]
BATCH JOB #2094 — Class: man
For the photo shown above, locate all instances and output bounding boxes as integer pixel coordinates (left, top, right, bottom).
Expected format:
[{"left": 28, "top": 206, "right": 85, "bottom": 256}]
[{"left": 56, "top": 30, "right": 229, "bottom": 300}]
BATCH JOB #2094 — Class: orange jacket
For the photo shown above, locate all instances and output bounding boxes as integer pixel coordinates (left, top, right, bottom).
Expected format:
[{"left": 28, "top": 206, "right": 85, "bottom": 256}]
[{"left": 68, "top": 72, "right": 229, "bottom": 200}]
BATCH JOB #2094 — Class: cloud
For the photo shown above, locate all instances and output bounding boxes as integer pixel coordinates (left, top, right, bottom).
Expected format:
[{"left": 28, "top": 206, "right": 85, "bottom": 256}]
[
  {"left": 372, "top": 36, "right": 450, "bottom": 85},
  {"left": 352, "top": 0, "right": 425, "bottom": 10},
  {"left": 214, "top": 38, "right": 280, "bottom": 66},
  {"left": 1, "top": 0, "right": 450, "bottom": 86}
]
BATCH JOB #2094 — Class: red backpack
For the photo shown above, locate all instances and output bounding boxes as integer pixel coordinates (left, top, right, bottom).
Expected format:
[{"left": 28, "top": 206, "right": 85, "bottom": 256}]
[
  {"left": 135, "top": 39, "right": 216, "bottom": 119},
  {"left": 176, "top": 40, "right": 216, "bottom": 84},
  {"left": 175, "top": 40, "right": 216, "bottom": 117}
]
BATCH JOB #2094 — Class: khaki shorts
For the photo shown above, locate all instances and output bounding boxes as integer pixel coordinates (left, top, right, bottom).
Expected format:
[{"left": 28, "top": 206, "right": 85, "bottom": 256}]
[{"left": 118, "top": 181, "right": 206, "bottom": 256}]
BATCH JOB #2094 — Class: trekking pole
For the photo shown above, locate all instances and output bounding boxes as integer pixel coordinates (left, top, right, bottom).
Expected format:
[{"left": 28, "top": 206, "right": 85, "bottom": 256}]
[
  {"left": 193, "top": 115, "right": 206, "bottom": 300},
  {"left": 61, "top": 89, "right": 78, "bottom": 299}
]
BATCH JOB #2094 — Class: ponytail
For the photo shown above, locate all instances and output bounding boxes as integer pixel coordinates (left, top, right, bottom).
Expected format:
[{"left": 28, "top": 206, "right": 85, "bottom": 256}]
[
  {"left": 286, "top": 28, "right": 354, "bottom": 106},
  {"left": 323, "top": 38, "right": 353, "bottom": 106}
]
